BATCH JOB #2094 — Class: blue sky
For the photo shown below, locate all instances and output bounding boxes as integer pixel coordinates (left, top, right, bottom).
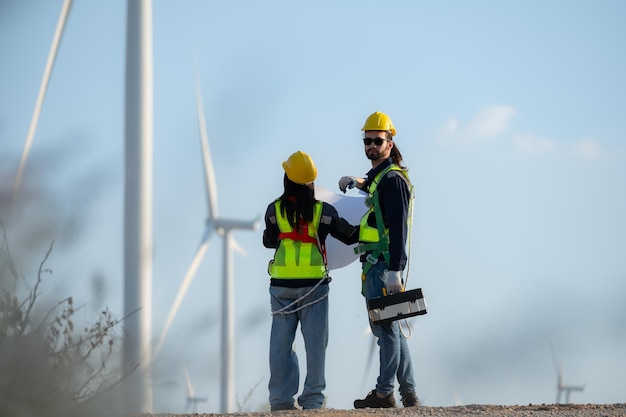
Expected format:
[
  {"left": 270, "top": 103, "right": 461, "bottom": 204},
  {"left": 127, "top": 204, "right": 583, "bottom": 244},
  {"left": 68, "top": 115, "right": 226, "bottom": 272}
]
[{"left": 1, "top": 0, "right": 625, "bottom": 412}]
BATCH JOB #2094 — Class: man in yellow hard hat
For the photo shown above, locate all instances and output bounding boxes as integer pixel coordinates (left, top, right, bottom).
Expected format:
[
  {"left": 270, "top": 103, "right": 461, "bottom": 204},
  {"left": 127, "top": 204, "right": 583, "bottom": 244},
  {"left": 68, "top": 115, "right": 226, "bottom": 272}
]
[
  {"left": 338, "top": 112, "right": 420, "bottom": 408},
  {"left": 263, "top": 150, "right": 359, "bottom": 411}
]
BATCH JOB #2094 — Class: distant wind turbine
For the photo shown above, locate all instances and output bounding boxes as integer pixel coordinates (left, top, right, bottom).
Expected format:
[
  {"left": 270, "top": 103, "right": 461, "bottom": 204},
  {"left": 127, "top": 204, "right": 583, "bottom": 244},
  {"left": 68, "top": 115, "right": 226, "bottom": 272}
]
[
  {"left": 183, "top": 364, "right": 208, "bottom": 413},
  {"left": 154, "top": 73, "right": 259, "bottom": 414},
  {"left": 13, "top": 0, "right": 74, "bottom": 203},
  {"left": 552, "top": 347, "right": 585, "bottom": 404}
]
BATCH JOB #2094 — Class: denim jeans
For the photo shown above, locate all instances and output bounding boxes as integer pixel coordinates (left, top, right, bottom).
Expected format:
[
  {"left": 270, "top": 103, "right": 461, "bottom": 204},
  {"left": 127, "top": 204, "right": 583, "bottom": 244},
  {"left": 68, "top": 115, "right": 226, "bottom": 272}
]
[
  {"left": 363, "top": 262, "right": 416, "bottom": 397},
  {"left": 268, "top": 283, "right": 329, "bottom": 410}
]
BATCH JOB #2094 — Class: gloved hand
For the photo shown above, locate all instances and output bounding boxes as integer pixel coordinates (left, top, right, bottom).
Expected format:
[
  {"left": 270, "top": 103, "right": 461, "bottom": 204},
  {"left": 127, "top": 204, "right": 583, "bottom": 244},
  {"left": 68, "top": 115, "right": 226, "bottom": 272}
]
[
  {"left": 385, "top": 270, "right": 404, "bottom": 295},
  {"left": 338, "top": 176, "right": 357, "bottom": 193}
]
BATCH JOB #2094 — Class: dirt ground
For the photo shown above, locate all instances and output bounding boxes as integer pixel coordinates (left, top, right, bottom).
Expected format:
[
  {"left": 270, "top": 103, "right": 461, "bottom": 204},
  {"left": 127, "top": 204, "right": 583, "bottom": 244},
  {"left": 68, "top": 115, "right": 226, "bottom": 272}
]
[{"left": 147, "top": 403, "right": 626, "bottom": 417}]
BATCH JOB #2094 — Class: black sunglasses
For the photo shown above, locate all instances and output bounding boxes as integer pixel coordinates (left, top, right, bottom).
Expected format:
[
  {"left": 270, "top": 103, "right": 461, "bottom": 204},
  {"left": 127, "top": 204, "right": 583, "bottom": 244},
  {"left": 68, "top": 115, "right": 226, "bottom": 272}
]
[{"left": 363, "top": 137, "right": 389, "bottom": 146}]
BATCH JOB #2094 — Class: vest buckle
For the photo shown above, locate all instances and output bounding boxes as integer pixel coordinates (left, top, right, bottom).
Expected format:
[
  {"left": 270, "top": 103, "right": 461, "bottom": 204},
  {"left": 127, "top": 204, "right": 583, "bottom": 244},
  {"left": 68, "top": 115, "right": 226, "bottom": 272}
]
[{"left": 366, "top": 253, "right": 378, "bottom": 265}]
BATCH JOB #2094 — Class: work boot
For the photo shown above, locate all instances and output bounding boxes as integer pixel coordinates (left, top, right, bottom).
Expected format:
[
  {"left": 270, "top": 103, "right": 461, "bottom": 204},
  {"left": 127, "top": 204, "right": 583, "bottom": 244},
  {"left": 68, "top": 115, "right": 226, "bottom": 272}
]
[
  {"left": 401, "top": 392, "right": 420, "bottom": 407},
  {"left": 354, "top": 390, "right": 397, "bottom": 409}
]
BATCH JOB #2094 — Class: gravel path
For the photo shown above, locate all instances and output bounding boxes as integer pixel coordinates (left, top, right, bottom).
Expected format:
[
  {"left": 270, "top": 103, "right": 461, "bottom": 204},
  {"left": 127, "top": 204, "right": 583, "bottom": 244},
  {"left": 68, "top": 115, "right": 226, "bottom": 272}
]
[{"left": 148, "top": 403, "right": 626, "bottom": 417}]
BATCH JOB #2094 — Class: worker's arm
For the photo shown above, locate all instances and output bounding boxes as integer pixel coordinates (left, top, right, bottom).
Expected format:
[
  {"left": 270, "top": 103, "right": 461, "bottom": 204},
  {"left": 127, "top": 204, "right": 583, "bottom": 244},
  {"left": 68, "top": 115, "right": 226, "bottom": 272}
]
[{"left": 262, "top": 203, "right": 279, "bottom": 248}]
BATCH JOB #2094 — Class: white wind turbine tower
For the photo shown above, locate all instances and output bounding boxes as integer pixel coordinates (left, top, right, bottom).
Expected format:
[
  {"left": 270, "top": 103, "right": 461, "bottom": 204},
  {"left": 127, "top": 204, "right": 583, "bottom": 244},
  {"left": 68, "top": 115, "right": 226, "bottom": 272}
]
[
  {"left": 123, "top": 0, "right": 154, "bottom": 413},
  {"left": 154, "top": 75, "right": 259, "bottom": 414}
]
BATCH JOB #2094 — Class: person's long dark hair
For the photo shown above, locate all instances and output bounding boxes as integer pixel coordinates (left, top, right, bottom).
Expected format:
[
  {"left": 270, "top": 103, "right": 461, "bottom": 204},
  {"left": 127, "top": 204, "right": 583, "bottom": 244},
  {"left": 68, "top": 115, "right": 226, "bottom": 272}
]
[
  {"left": 386, "top": 131, "right": 407, "bottom": 170},
  {"left": 279, "top": 174, "right": 317, "bottom": 232},
  {"left": 391, "top": 144, "right": 407, "bottom": 170}
]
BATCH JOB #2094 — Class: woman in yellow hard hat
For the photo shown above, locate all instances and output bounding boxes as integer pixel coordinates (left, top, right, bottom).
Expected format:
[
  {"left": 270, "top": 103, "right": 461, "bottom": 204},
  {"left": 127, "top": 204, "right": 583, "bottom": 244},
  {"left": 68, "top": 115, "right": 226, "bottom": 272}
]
[{"left": 263, "top": 150, "right": 359, "bottom": 411}]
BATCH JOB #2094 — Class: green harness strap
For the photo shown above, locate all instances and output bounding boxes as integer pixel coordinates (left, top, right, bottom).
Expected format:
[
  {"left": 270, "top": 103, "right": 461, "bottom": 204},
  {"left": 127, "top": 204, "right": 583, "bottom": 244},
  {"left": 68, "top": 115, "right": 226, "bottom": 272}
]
[
  {"left": 355, "top": 166, "right": 413, "bottom": 280},
  {"left": 354, "top": 191, "right": 390, "bottom": 276}
]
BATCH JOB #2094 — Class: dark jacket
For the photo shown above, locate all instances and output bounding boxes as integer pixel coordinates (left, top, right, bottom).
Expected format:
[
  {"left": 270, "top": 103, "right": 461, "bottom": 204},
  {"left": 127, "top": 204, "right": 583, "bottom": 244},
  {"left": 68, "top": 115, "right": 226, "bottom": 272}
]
[{"left": 362, "top": 157, "right": 411, "bottom": 272}]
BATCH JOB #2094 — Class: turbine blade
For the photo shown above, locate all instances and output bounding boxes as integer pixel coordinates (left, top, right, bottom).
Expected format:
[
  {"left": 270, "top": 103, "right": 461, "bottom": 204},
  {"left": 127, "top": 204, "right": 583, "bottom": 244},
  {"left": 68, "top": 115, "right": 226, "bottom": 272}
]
[
  {"left": 360, "top": 327, "right": 377, "bottom": 394},
  {"left": 183, "top": 364, "right": 194, "bottom": 397},
  {"left": 194, "top": 74, "right": 219, "bottom": 220},
  {"left": 230, "top": 237, "right": 247, "bottom": 256},
  {"left": 550, "top": 344, "right": 562, "bottom": 382},
  {"left": 154, "top": 231, "right": 212, "bottom": 357},
  {"left": 13, "top": 0, "right": 74, "bottom": 202}
]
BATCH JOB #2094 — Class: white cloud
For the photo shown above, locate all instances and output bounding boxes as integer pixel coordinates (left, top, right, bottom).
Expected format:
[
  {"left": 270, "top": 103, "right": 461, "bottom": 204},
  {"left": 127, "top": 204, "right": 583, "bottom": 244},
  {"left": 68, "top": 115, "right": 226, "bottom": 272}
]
[
  {"left": 442, "top": 117, "right": 459, "bottom": 134},
  {"left": 437, "top": 105, "right": 516, "bottom": 147},
  {"left": 513, "top": 135, "right": 617, "bottom": 160},
  {"left": 513, "top": 134, "right": 557, "bottom": 154},
  {"left": 437, "top": 106, "right": 618, "bottom": 162},
  {"left": 468, "top": 105, "right": 516, "bottom": 138},
  {"left": 571, "top": 137, "right": 603, "bottom": 159}
]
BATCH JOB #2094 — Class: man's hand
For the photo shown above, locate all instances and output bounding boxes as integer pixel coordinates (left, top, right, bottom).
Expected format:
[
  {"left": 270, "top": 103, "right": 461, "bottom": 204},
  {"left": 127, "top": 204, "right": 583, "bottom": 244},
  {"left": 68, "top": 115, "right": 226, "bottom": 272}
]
[
  {"left": 338, "top": 176, "right": 357, "bottom": 193},
  {"left": 385, "top": 270, "right": 404, "bottom": 295}
]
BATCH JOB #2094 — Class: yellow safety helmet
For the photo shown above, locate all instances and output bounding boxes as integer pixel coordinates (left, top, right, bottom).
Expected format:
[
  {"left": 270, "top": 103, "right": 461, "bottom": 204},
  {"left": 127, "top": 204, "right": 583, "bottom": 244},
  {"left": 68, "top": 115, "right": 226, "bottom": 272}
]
[
  {"left": 282, "top": 150, "right": 317, "bottom": 184},
  {"left": 362, "top": 111, "right": 396, "bottom": 136}
]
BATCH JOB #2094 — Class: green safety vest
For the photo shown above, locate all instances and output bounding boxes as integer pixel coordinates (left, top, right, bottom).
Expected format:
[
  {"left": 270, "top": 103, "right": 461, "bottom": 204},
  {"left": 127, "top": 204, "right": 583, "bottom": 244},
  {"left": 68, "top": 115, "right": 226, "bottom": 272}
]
[
  {"left": 269, "top": 200, "right": 328, "bottom": 279},
  {"left": 354, "top": 164, "right": 412, "bottom": 275}
]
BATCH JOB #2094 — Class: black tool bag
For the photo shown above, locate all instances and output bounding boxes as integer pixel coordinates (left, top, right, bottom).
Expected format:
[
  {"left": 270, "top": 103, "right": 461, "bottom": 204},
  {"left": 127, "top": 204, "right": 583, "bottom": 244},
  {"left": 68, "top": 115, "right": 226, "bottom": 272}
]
[{"left": 367, "top": 288, "right": 427, "bottom": 325}]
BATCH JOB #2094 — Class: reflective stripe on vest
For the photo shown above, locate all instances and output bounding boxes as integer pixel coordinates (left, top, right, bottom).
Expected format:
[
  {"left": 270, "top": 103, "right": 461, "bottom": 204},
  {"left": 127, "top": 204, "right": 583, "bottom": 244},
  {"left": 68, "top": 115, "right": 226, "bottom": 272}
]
[{"left": 270, "top": 200, "right": 327, "bottom": 279}]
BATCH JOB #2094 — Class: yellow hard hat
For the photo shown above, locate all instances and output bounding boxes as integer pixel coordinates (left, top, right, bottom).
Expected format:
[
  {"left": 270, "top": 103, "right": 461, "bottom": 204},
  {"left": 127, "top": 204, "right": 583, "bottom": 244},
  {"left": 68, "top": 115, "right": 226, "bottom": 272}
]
[
  {"left": 362, "top": 111, "right": 396, "bottom": 136},
  {"left": 282, "top": 150, "right": 317, "bottom": 184}
]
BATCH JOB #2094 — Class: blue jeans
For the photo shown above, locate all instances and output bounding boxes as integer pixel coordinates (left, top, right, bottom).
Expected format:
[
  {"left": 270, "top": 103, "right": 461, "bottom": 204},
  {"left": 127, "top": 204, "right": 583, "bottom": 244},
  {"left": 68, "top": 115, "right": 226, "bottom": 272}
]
[
  {"left": 363, "top": 262, "right": 416, "bottom": 397},
  {"left": 268, "top": 283, "right": 329, "bottom": 410}
]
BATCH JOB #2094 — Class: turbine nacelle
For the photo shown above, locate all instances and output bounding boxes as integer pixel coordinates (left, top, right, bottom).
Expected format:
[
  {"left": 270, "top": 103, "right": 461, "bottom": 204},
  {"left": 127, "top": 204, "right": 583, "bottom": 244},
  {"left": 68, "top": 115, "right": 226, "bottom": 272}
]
[{"left": 214, "top": 217, "right": 260, "bottom": 232}]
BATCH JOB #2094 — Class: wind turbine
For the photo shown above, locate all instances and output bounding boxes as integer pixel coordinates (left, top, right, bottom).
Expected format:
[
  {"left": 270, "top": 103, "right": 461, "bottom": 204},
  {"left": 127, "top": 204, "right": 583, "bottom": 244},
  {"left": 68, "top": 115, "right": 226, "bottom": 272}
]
[
  {"left": 183, "top": 364, "right": 208, "bottom": 413},
  {"left": 552, "top": 347, "right": 585, "bottom": 404},
  {"left": 154, "top": 74, "right": 259, "bottom": 413}
]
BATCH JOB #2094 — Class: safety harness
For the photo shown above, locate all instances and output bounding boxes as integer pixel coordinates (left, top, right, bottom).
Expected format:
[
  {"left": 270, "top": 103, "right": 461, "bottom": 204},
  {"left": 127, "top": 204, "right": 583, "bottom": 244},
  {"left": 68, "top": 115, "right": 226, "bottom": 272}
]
[
  {"left": 269, "top": 200, "right": 328, "bottom": 279},
  {"left": 269, "top": 200, "right": 330, "bottom": 316},
  {"left": 353, "top": 165, "right": 413, "bottom": 276}
]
